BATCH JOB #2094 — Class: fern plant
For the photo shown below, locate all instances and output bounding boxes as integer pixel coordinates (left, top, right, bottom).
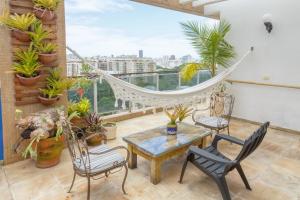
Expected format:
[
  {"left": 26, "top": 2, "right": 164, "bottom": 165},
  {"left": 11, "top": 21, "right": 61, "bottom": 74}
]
[
  {"left": 33, "top": 0, "right": 60, "bottom": 11},
  {"left": 0, "top": 12, "right": 36, "bottom": 31},
  {"left": 14, "top": 46, "right": 40, "bottom": 77},
  {"left": 180, "top": 20, "right": 236, "bottom": 80}
]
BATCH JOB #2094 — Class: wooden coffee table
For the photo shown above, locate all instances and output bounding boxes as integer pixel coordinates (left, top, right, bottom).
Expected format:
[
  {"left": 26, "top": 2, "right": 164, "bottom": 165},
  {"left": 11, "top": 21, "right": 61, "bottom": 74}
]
[{"left": 123, "top": 122, "right": 211, "bottom": 184}]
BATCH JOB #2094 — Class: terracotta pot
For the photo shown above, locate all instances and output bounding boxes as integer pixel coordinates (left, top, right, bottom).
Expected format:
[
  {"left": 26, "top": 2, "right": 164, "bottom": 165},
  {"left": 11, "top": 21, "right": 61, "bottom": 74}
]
[
  {"left": 39, "top": 53, "right": 58, "bottom": 65},
  {"left": 70, "top": 117, "right": 88, "bottom": 128},
  {"left": 34, "top": 7, "right": 56, "bottom": 21},
  {"left": 11, "top": 29, "right": 31, "bottom": 42},
  {"left": 16, "top": 73, "right": 41, "bottom": 86},
  {"left": 35, "top": 135, "right": 64, "bottom": 168},
  {"left": 85, "top": 130, "right": 105, "bottom": 146},
  {"left": 103, "top": 122, "right": 117, "bottom": 140},
  {"left": 38, "top": 95, "right": 59, "bottom": 106}
]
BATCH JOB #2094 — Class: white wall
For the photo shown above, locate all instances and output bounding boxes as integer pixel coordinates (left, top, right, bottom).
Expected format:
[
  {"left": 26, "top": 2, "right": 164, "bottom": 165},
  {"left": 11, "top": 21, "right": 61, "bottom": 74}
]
[{"left": 217, "top": 0, "right": 300, "bottom": 131}]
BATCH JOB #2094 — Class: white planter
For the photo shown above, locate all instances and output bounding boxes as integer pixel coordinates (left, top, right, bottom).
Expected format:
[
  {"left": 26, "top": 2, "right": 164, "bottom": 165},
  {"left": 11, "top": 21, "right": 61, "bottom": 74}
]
[{"left": 103, "top": 122, "right": 117, "bottom": 140}]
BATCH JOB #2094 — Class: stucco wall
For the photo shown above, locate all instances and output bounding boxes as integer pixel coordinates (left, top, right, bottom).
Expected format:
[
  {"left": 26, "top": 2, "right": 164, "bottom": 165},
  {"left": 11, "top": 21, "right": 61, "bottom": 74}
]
[{"left": 218, "top": 0, "right": 300, "bottom": 131}]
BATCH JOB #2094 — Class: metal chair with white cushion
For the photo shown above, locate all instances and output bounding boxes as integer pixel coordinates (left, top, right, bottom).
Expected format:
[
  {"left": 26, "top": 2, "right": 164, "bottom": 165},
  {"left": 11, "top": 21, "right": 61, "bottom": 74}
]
[
  {"left": 192, "top": 93, "right": 235, "bottom": 135},
  {"left": 65, "top": 127, "right": 129, "bottom": 200}
]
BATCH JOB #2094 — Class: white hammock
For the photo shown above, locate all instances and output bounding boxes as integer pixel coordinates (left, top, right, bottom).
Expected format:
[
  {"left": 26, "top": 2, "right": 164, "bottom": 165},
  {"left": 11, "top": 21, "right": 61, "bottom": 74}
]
[{"left": 67, "top": 46, "right": 253, "bottom": 110}]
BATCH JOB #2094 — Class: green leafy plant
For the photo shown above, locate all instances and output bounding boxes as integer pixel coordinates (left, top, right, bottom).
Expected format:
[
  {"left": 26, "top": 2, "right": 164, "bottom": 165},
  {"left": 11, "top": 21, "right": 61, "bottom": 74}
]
[
  {"left": 29, "top": 21, "right": 50, "bottom": 46},
  {"left": 0, "top": 12, "right": 36, "bottom": 31},
  {"left": 68, "top": 98, "right": 91, "bottom": 117},
  {"left": 175, "top": 105, "right": 193, "bottom": 122},
  {"left": 14, "top": 46, "right": 40, "bottom": 77},
  {"left": 165, "top": 109, "right": 179, "bottom": 125},
  {"left": 33, "top": 0, "right": 60, "bottom": 11},
  {"left": 180, "top": 20, "right": 236, "bottom": 80},
  {"left": 40, "top": 68, "right": 64, "bottom": 99},
  {"left": 38, "top": 42, "right": 57, "bottom": 53},
  {"left": 81, "top": 63, "right": 92, "bottom": 74},
  {"left": 85, "top": 113, "right": 106, "bottom": 133}
]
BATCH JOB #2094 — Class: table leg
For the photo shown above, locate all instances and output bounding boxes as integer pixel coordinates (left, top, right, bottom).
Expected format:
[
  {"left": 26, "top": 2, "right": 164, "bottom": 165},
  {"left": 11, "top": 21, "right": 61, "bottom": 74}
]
[
  {"left": 150, "top": 158, "right": 162, "bottom": 185},
  {"left": 128, "top": 144, "right": 137, "bottom": 169}
]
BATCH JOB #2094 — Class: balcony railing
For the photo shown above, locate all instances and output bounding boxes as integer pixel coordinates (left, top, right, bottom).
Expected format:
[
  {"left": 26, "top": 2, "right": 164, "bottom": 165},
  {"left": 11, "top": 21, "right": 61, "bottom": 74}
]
[{"left": 68, "top": 70, "right": 211, "bottom": 115}]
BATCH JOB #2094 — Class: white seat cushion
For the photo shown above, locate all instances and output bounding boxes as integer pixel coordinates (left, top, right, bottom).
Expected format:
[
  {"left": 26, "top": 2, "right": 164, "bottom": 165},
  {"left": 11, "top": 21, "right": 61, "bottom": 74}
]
[
  {"left": 195, "top": 116, "right": 228, "bottom": 128},
  {"left": 74, "top": 144, "right": 125, "bottom": 174}
]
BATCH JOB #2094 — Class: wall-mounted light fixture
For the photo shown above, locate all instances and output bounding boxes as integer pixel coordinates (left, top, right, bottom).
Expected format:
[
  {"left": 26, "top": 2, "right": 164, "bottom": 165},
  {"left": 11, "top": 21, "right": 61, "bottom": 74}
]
[{"left": 263, "top": 13, "right": 273, "bottom": 33}]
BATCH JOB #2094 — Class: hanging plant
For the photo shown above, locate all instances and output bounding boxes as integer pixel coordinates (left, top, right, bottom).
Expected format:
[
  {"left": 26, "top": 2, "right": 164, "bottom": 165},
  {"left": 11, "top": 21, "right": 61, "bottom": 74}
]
[
  {"left": 38, "top": 68, "right": 73, "bottom": 106},
  {"left": 0, "top": 12, "right": 37, "bottom": 42},
  {"left": 38, "top": 42, "right": 58, "bottom": 65},
  {"left": 33, "top": 0, "right": 60, "bottom": 21},
  {"left": 13, "top": 45, "right": 41, "bottom": 86}
]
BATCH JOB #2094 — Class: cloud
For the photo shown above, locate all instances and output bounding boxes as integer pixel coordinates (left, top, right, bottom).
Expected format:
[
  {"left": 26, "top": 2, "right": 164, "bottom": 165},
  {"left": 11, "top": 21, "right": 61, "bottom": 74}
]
[
  {"left": 66, "top": 24, "right": 198, "bottom": 58},
  {"left": 65, "top": 0, "right": 133, "bottom": 13}
]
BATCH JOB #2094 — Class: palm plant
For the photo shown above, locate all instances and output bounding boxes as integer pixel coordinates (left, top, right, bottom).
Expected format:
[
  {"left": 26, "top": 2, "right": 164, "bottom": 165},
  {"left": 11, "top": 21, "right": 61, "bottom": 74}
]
[{"left": 180, "top": 20, "right": 236, "bottom": 80}]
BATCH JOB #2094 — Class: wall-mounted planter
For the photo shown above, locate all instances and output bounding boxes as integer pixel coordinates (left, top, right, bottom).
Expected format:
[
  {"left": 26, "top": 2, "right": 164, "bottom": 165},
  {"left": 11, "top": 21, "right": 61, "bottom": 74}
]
[
  {"left": 38, "top": 95, "right": 59, "bottom": 106},
  {"left": 16, "top": 73, "right": 41, "bottom": 86},
  {"left": 11, "top": 29, "right": 31, "bottom": 42},
  {"left": 34, "top": 7, "right": 56, "bottom": 22},
  {"left": 38, "top": 52, "right": 58, "bottom": 65}
]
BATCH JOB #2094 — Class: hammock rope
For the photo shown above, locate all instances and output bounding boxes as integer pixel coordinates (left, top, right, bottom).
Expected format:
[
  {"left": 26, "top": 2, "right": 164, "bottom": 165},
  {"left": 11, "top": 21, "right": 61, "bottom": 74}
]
[{"left": 67, "top": 46, "right": 253, "bottom": 110}]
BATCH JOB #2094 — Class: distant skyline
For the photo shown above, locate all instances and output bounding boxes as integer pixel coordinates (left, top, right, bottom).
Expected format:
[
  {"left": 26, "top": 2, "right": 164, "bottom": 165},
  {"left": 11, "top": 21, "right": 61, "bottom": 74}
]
[{"left": 65, "top": 0, "right": 217, "bottom": 58}]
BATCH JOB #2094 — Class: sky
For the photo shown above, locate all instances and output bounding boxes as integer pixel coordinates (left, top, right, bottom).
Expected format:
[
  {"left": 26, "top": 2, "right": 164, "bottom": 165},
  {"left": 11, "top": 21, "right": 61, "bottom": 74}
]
[{"left": 65, "top": 0, "right": 217, "bottom": 58}]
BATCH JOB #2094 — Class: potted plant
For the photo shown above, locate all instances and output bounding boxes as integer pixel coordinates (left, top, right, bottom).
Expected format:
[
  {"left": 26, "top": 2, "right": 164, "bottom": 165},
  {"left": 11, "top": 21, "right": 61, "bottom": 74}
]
[
  {"left": 39, "top": 68, "right": 71, "bottom": 106},
  {"left": 38, "top": 42, "right": 58, "bottom": 65},
  {"left": 33, "top": 0, "right": 60, "bottom": 21},
  {"left": 175, "top": 105, "right": 193, "bottom": 122},
  {"left": 29, "top": 21, "right": 51, "bottom": 47},
  {"left": 16, "top": 108, "right": 67, "bottom": 168},
  {"left": 0, "top": 12, "right": 36, "bottom": 42},
  {"left": 14, "top": 46, "right": 41, "bottom": 86},
  {"left": 68, "top": 98, "right": 91, "bottom": 127},
  {"left": 165, "top": 109, "right": 179, "bottom": 135},
  {"left": 84, "top": 113, "right": 106, "bottom": 146},
  {"left": 103, "top": 122, "right": 117, "bottom": 140}
]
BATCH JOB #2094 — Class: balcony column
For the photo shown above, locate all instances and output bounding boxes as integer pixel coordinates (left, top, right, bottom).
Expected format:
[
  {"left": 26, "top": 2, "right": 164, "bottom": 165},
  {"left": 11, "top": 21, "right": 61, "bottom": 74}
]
[
  {"left": 197, "top": 71, "right": 200, "bottom": 84},
  {"left": 156, "top": 73, "right": 160, "bottom": 91},
  {"left": 178, "top": 73, "right": 181, "bottom": 89},
  {"left": 93, "top": 79, "right": 98, "bottom": 113}
]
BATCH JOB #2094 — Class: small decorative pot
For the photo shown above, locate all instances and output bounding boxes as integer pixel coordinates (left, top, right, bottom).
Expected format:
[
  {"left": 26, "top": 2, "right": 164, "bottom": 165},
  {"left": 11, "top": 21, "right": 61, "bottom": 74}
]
[
  {"left": 85, "top": 130, "right": 105, "bottom": 146},
  {"left": 16, "top": 73, "right": 41, "bottom": 86},
  {"left": 34, "top": 7, "right": 56, "bottom": 21},
  {"left": 35, "top": 135, "right": 64, "bottom": 168},
  {"left": 38, "top": 95, "right": 59, "bottom": 106},
  {"left": 103, "top": 122, "right": 117, "bottom": 140},
  {"left": 167, "top": 124, "right": 177, "bottom": 135},
  {"left": 11, "top": 29, "right": 31, "bottom": 42},
  {"left": 39, "top": 53, "right": 58, "bottom": 65},
  {"left": 70, "top": 117, "right": 88, "bottom": 128}
]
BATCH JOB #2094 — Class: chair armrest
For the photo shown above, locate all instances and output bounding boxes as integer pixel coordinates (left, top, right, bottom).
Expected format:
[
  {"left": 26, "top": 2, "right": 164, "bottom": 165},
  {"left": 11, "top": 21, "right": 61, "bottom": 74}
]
[
  {"left": 192, "top": 107, "right": 210, "bottom": 122},
  {"left": 189, "top": 146, "right": 232, "bottom": 164},
  {"left": 213, "top": 134, "right": 245, "bottom": 146},
  {"left": 89, "top": 146, "right": 129, "bottom": 162}
]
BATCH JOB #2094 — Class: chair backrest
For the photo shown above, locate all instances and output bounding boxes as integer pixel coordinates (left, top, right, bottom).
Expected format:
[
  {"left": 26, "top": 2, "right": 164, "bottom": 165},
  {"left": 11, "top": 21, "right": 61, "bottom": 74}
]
[
  {"left": 210, "top": 92, "right": 235, "bottom": 121},
  {"left": 235, "top": 122, "right": 270, "bottom": 163},
  {"left": 64, "top": 125, "right": 91, "bottom": 173}
]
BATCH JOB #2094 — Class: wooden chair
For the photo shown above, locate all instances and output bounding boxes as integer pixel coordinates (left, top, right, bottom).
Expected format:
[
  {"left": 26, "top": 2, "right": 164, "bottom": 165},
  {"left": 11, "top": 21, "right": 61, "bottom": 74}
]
[
  {"left": 192, "top": 92, "right": 235, "bottom": 135},
  {"left": 179, "top": 122, "right": 270, "bottom": 200},
  {"left": 65, "top": 126, "right": 129, "bottom": 200}
]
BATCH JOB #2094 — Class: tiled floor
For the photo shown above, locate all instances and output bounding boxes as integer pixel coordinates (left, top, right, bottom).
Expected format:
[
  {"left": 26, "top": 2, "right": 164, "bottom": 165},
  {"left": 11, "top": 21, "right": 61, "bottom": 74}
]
[{"left": 1, "top": 113, "right": 300, "bottom": 200}]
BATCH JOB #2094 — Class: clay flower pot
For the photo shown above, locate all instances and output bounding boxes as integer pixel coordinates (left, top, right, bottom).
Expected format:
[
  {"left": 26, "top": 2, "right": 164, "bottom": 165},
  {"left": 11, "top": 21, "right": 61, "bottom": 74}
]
[
  {"left": 38, "top": 95, "right": 59, "bottom": 106},
  {"left": 85, "top": 130, "right": 106, "bottom": 146},
  {"left": 11, "top": 29, "right": 31, "bottom": 42},
  {"left": 35, "top": 135, "right": 64, "bottom": 168},
  {"left": 34, "top": 7, "right": 56, "bottom": 21},
  {"left": 70, "top": 117, "right": 88, "bottom": 128},
  {"left": 39, "top": 52, "right": 58, "bottom": 65},
  {"left": 16, "top": 73, "right": 41, "bottom": 86}
]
